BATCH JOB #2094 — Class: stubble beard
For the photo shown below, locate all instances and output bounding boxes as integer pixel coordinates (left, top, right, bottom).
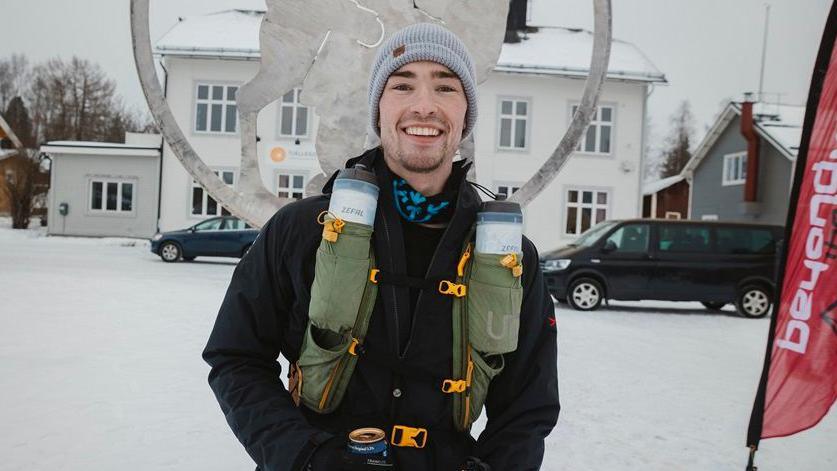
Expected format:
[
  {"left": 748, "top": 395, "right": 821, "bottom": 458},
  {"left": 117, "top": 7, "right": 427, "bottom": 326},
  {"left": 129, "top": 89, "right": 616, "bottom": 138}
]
[{"left": 382, "top": 137, "right": 451, "bottom": 175}]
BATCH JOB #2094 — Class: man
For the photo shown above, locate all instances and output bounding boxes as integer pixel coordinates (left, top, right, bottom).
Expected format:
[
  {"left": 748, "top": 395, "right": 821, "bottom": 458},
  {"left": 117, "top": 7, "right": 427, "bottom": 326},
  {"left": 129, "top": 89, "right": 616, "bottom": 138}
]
[{"left": 203, "top": 23, "right": 559, "bottom": 470}]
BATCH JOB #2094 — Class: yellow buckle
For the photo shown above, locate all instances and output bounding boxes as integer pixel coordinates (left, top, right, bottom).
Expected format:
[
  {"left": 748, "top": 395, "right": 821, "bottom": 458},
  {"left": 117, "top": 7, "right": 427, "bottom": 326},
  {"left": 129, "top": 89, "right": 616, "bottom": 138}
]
[
  {"left": 348, "top": 338, "right": 360, "bottom": 356},
  {"left": 439, "top": 280, "right": 467, "bottom": 298},
  {"left": 501, "top": 253, "right": 518, "bottom": 268},
  {"left": 441, "top": 379, "right": 467, "bottom": 393},
  {"left": 369, "top": 268, "right": 380, "bottom": 284},
  {"left": 457, "top": 244, "right": 472, "bottom": 277},
  {"left": 512, "top": 265, "right": 523, "bottom": 278},
  {"left": 390, "top": 425, "right": 427, "bottom": 448}
]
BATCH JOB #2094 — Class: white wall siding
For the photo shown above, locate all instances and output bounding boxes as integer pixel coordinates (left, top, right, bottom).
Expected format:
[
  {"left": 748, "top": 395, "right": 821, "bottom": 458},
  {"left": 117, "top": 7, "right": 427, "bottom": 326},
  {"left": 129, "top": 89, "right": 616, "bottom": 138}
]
[
  {"left": 474, "top": 73, "right": 646, "bottom": 252},
  {"left": 158, "top": 57, "right": 322, "bottom": 231}
]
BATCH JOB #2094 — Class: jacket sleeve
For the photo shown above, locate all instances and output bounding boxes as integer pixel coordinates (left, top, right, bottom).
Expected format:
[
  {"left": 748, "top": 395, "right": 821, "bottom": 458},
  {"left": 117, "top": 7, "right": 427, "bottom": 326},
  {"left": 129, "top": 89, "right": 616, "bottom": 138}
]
[
  {"left": 202, "top": 210, "right": 331, "bottom": 471},
  {"left": 474, "top": 238, "right": 560, "bottom": 470}
]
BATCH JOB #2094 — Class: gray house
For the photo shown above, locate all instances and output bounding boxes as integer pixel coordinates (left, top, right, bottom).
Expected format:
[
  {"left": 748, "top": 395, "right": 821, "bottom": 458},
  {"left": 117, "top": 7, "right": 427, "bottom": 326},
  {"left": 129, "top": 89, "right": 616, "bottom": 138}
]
[
  {"left": 682, "top": 100, "right": 803, "bottom": 226},
  {"left": 41, "top": 134, "right": 161, "bottom": 238}
]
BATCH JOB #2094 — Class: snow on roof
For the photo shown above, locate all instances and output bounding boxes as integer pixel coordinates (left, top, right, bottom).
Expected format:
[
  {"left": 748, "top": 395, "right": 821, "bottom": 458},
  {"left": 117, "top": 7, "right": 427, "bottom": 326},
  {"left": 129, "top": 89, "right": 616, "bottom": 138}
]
[
  {"left": 155, "top": 10, "right": 263, "bottom": 58},
  {"left": 44, "top": 141, "right": 160, "bottom": 149},
  {"left": 683, "top": 100, "right": 805, "bottom": 176},
  {"left": 642, "top": 175, "right": 685, "bottom": 195},
  {"left": 154, "top": 12, "right": 666, "bottom": 83},
  {"left": 496, "top": 27, "right": 666, "bottom": 83},
  {"left": 0, "top": 149, "right": 18, "bottom": 161},
  {"left": 751, "top": 102, "right": 805, "bottom": 156}
]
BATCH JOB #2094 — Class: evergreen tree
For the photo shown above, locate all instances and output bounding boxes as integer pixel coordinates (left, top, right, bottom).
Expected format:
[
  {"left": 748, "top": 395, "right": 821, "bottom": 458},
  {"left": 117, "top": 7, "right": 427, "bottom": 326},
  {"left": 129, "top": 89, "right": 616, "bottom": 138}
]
[{"left": 4, "top": 96, "right": 36, "bottom": 148}]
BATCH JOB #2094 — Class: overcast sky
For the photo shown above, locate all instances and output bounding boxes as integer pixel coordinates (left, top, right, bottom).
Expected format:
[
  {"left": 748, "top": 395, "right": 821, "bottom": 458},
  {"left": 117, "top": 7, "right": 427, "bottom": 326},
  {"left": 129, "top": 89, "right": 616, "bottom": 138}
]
[{"left": 0, "top": 0, "right": 830, "bottom": 157}]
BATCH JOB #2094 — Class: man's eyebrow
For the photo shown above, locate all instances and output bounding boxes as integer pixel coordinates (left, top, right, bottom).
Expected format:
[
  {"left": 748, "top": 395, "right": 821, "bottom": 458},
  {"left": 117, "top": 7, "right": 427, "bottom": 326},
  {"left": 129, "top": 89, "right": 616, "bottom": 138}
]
[
  {"left": 390, "top": 70, "right": 416, "bottom": 79},
  {"left": 432, "top": 70, "right": 459, "bottom": 80}
]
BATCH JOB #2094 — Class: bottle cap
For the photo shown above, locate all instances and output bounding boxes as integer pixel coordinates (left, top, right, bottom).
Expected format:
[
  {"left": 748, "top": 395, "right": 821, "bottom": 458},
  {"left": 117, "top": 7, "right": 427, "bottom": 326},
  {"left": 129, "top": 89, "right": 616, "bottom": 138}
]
[
  {"left": 337, "top": 167, "right": 378, "bottom": 186},
  {"left": 479, "top": 200, "right": 522, "bottom": 215}
]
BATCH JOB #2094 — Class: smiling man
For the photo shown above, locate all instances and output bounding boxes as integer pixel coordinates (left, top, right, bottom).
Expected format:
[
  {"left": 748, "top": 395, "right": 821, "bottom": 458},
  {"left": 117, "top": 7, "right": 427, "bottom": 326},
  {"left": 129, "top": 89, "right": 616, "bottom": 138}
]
[{"left": 204, "top": 23, "right": 559, "bottom": 471}]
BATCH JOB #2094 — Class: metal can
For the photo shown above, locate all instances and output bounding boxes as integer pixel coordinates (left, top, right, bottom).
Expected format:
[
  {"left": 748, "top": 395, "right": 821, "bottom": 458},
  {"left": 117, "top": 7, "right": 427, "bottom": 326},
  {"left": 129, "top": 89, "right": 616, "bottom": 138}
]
[{"left": 347, "top": 427, "right": 389, "bottom": 457}]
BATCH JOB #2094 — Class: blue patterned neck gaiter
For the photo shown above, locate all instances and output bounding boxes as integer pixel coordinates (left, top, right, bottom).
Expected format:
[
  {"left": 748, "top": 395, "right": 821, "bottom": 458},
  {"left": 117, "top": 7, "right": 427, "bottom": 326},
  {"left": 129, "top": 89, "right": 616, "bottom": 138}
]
[{"left": 392, "top": 177, "right": 454, "bottom": 224}]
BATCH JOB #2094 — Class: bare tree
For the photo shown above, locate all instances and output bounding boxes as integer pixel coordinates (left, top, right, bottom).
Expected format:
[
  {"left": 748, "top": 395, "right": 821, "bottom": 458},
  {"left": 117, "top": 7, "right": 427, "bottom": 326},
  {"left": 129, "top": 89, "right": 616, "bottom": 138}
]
[
  {"left": 24, "top": 56, "right": 148, "bottom": 143},
  {"left": 659, "top": 100, "right": 695, "bottom": 178}
]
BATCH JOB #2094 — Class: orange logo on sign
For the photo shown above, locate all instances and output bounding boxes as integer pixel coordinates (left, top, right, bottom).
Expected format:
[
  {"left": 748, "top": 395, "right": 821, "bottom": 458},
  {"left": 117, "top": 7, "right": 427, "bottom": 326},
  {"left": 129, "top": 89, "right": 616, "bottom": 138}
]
[{"left": 270, "top": 147, "right": 287, "bottom": 163}]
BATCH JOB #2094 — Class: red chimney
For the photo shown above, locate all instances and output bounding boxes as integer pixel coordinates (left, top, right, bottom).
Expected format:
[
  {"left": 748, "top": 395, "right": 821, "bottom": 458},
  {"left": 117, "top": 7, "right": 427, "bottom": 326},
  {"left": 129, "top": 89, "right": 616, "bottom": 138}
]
[{"left": 740, "top": 98, "right": 760, "bottom": 202}]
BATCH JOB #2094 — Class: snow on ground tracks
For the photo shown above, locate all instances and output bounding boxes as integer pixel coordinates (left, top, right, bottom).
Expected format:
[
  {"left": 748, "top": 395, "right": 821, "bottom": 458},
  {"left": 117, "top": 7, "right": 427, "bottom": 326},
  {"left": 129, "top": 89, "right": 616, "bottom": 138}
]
[{"left": 0, "top": 221, "right": 833, "bottom": 470}]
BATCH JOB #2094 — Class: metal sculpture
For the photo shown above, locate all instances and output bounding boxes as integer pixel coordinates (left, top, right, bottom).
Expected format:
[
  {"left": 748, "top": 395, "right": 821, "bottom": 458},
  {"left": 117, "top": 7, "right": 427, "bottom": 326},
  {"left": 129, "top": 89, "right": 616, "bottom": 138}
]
[{"left": 130, "top": 0, "right": 612, "bottom": 227}]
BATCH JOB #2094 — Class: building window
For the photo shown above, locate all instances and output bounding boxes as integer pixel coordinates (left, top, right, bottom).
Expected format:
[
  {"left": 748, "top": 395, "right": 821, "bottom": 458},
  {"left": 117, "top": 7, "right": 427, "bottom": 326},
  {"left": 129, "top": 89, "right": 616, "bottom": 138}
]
[
  {"left": 573, "top": 105, "right": 613, "bottom": 154},
  {"left": 565, "top": 189, "right": 609, "bottom": 235},
  {"left": 723, "top": 152, "right": 747, "bottom": 186},
  {"left": 496, "top": 184, "right": 521, "bottom": 199},
  {"left": 277, "top": 173, "right": 306, "bottom": 199},
  {"left": 195, "top": 84, "right": 238, "bottom": 134},
  {"left": 90, "top": 179, "right": 134, "bottom": 213},
  {"left": 192, "top": 170, "right": 235, "bottom": 217},
  {"left": 498, "top": 98, "right": 529, "bottom": 150},
  {"left": 278, "top": 88, "right": 310, "bottom": 138}
]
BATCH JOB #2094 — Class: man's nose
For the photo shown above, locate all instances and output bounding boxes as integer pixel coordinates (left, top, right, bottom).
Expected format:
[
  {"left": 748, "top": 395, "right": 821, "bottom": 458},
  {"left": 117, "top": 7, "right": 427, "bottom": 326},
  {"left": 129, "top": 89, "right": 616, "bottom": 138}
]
[{"left": 409, "top": 86, "right": 438, "bottom": 116}]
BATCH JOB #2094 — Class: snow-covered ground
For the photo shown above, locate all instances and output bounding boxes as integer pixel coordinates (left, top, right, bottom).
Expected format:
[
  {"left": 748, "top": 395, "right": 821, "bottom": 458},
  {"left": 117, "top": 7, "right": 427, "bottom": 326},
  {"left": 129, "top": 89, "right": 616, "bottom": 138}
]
[{"left": 0, "top": 219, "right": 834, "bottom": 471}]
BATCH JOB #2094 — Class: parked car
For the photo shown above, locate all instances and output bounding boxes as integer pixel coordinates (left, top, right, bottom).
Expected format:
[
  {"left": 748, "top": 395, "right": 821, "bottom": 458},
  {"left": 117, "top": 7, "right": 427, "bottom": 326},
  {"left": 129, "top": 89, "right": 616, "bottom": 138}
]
[
  {"left": 540, "top": 219, "right": 783, "bottom": 318},
  {"left": 150, "top": 216, "right": 258, "bottom": 262}
]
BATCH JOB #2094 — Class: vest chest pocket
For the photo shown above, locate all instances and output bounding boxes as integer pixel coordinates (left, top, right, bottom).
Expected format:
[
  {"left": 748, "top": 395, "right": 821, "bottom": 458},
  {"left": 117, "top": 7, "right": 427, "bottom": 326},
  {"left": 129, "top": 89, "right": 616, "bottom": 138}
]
[
  {"left": 466, "top": 253, "right": 523, "bottom": 355},
  {"left": 297, "top": 324, "right": 353, "bottom": 412},
  {"left": 307, "top": 221, "right": 373, "bottom": 333},
  {"left": 467, "top": 350, "right": 504, "bottom": 424}
]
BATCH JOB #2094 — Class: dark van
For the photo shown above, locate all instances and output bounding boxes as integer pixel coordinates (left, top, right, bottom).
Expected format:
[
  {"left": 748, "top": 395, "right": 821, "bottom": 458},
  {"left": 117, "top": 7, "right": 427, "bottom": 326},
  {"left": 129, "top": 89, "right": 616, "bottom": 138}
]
[{"left": 540, "top": 219, "right": 783, "bottom": 318}]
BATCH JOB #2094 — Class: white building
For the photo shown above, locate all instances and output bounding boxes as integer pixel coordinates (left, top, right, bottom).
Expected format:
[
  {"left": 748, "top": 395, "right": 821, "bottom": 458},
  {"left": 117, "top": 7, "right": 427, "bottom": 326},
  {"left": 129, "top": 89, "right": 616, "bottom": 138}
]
[{"left": 155, "top": 10, "right": 666, "bottom": 251}]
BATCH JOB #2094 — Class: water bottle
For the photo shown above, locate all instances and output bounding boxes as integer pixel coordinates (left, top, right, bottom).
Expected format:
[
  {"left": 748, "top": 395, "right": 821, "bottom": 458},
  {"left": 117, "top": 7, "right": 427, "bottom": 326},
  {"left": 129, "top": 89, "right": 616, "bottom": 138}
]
[
  {"left": 475, "top": 200, "right": 523, "bottom": 254},
  {"left": 327, "top": 165, "right": 379, "bottom": 226}
]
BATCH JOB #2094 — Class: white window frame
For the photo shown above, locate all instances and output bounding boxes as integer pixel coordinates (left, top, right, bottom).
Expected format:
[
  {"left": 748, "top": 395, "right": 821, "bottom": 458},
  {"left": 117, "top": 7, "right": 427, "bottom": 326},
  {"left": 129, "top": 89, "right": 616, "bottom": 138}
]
[
  {"left": 665, "top": 211, "right": 682, "bottom": 220},
  {"left": 564, "top": 187, "right": 611, "bottom": 236},
  {"left": 276, "top": 172, "right": 307, "bottom": 200},
  {"left": 89, "top": 178, "right": 136, "bottom": 215},
  {"left": 497, "top": 97, "right": 530, "bottom": 151},
  {"left": 194, "top": 83, "right": 239, "bottom": 135},
  {"left": 701, "top": 214, "right": 719, "bottom": 221},
  {"left": 277, "top": 88, "right": 311, "bottom": 139},
  {"left": 722, "top": 151, "right": 748, "bottom": 186},
  {"left": 572, "top": 104, "right": 615, "bottom": 155},
  {"left": 495, "top": 182, "right": 523, "bottom": 199},
  {"left": 190, "top": 169, "right": 236, "bottom": 218}
]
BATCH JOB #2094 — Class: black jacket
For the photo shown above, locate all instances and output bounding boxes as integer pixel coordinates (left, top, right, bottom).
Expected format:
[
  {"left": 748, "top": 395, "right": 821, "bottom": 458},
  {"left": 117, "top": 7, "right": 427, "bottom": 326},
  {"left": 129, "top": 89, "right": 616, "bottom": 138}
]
[{"left": 203, "top": 148, "right": 560, "bottom": 470}]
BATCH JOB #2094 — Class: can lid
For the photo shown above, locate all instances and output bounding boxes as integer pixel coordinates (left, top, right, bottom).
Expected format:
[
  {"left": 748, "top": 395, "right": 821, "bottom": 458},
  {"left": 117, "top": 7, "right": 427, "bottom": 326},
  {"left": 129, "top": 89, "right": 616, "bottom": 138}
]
[
  {"left": 349, "top": 427, "right": 386, "bottom": 444},
  {"left": 337, "top": 167, "right": 378, "bottom": 186},
  {"left": 480, "top": 200, "right": 522, "bottom": 214}
]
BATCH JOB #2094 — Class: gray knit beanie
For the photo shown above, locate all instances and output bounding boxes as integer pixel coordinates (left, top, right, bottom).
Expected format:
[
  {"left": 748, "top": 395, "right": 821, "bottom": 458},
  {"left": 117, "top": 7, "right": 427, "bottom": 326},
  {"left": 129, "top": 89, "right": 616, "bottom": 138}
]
[{"left": 368, "top": 23, "right": 478, "bottom": 140}]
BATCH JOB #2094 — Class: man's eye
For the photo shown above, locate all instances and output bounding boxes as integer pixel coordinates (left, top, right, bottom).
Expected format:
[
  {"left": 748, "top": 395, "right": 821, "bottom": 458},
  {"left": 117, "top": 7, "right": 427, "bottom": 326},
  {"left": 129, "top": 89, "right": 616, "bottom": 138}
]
[
  {"left": 438, "top": 85, "right": 458, "bottom": 92},
  {"left": 392, "top": 84, "right": 411, "bottom": 91}
]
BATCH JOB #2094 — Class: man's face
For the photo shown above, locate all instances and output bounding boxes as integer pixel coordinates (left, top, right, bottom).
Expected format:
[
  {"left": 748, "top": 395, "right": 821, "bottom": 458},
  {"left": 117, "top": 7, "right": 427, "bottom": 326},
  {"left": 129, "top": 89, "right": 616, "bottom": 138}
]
[{"left": 378, "top": 61, "right": 467, "bottom": 174}]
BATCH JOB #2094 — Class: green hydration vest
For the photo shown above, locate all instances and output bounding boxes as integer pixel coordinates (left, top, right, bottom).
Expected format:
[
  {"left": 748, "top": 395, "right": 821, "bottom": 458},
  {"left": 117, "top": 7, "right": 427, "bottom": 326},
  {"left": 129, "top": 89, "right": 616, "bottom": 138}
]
[{"left": 289, "top": 212, "right": 523, "bottom": 433}]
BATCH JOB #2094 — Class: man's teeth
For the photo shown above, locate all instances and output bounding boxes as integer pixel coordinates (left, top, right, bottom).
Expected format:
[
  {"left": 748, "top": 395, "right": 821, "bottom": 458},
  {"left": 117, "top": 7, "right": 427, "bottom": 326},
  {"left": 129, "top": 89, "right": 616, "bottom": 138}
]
[{"left": 405, "top": 127, "right": 441, "bottom": 136}]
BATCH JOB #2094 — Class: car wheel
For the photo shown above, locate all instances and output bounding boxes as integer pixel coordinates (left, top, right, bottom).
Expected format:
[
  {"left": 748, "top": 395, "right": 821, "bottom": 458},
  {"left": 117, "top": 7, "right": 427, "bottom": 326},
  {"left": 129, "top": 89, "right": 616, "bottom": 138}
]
[
  {"left": 183, "top": 256, "right": 196, "bottom": 261},
  {"left": 567, "top": 278, "right": 604, "bottom": 311},
  {"left": 701, "top": 302, "right": 727, "bottom": 311},
  {"left": 159, "top": 242, "right": 181, "bottom": 263},
  {"left": 736, "top": 285, "right": 771, "bottom": 318}
]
